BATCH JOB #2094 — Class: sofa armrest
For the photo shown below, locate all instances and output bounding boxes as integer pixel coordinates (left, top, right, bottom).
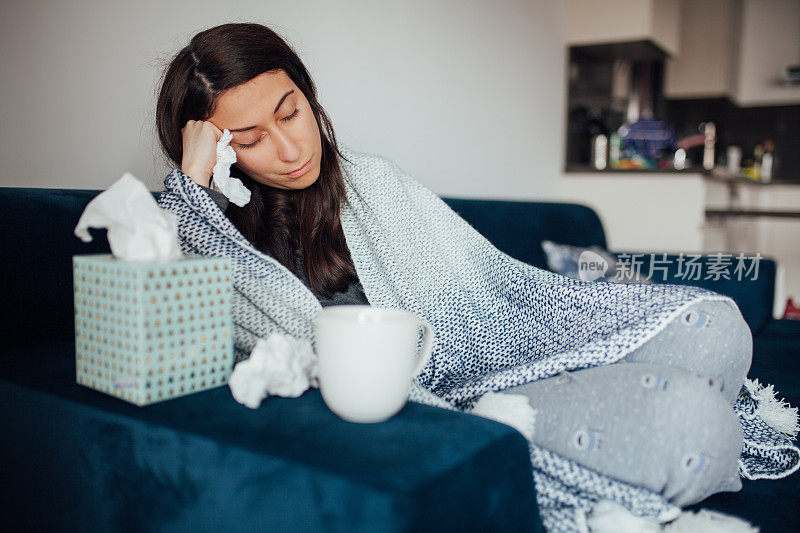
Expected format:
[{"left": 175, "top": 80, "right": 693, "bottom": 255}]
[
  {"left": 610, "top": 251, "right": 776, "bottom": 335},
  {"left": 0, "top": 342, "right": 543, "bottom": 532}
]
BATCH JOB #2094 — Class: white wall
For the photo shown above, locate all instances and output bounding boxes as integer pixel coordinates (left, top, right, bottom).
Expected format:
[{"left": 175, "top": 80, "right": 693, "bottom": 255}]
[{"left": 0, "top": 0, "right": 567, "bottom": 200}]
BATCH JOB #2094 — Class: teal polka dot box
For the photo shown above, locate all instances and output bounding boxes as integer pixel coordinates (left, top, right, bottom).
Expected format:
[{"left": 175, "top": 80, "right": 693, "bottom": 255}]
[{"left": 73, "top": 254, "right": 234, "bottom": 406}]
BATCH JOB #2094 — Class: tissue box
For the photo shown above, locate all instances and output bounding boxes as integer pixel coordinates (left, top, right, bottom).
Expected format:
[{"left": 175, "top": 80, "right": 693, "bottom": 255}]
[{"left": 73, "top": 254, "right": 234, "bottom": 406}]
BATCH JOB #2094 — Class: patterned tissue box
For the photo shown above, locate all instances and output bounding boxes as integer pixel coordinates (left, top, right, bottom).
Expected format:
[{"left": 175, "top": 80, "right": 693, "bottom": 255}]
[{"left": 73, "top": 254, "right": 234, "bottom": 406}]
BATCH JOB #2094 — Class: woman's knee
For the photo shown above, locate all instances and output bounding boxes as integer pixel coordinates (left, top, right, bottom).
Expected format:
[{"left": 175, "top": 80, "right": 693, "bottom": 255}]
[
  {"left": 653, "top": 369, "right": 744, "bottom": 506},
  {"left": 622, "top": 299, "right": 753, "bottom": 405},
  {"left": 699, "top": 299, "right": 753, "bottom": 402},
  {"left": 609, "top": 365, "right": 745, "bottom": 506}
]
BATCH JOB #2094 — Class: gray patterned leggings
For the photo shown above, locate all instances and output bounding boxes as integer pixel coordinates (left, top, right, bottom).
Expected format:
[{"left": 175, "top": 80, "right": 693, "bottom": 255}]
[{"left": 505, "top": 299, "right": 752, "bottom": 507}]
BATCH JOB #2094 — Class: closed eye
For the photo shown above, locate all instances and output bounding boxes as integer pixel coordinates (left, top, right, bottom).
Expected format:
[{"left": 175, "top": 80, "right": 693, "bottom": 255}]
[
  {"left": 236, "top": 138, "right": 261, "bottom": 150},
  {"left": 281, "top": 108, "right": 300, "bottom": 123},
  {"left": 236, "top": 108, "right": 300, "bottom": 150}
]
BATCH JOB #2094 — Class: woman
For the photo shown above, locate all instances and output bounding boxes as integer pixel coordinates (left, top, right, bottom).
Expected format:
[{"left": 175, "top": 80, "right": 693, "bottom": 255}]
[{"left": 155, "top": 22, "right": 794, "bottom": 531}]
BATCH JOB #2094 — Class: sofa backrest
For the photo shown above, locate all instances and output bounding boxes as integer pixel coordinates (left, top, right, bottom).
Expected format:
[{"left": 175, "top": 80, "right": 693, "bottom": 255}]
[
  {"left": 441, "top": 198, "right": 608, "bottom": 269},
  {"left": 0, "top": 188, "right": 131, "bottom": 350},
  {"left": 0, "top": 187, "right": 607, "bottom": 350}
]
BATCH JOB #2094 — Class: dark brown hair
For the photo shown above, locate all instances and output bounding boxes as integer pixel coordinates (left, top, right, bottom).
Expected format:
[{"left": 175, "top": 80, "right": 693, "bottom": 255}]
[{"left": 156, "top": 22, "right": 358, "bottom": 298}]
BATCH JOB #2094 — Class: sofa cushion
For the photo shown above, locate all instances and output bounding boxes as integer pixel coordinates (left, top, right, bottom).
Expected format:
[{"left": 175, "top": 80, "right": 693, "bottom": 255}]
[{"left": 540, "top": 239, "right": 653, "bottom": 284}]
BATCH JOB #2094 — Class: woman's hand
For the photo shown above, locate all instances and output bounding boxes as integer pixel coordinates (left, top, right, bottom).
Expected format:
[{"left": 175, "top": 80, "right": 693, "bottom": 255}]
[{"left": 180, "top": 120, "right": 224, "bottom": 187}]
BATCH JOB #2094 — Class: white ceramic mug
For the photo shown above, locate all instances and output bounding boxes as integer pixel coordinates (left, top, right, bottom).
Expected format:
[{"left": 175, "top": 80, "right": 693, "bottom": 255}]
[{"left": 314, "top": 305, "right": 435, "bottom": 423}]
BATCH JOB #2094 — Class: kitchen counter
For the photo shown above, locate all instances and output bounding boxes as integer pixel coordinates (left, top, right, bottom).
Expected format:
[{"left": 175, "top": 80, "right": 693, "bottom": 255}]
[
  {"left": 565, "top": 165, "right": 800, "bottom": 184},
  {"left": 703, "top": 167, "right": 800, "bottom": 187}
]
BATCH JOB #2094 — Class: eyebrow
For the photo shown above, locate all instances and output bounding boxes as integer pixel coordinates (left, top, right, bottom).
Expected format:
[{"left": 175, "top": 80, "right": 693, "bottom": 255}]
[{"left": 228, "top": 90, "right": 295, "bottom": 132}]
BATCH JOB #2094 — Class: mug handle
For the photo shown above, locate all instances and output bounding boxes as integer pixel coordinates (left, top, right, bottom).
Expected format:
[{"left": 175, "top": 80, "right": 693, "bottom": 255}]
[{"left": 412, "top": 317, "right": 436, "bottom": 378}]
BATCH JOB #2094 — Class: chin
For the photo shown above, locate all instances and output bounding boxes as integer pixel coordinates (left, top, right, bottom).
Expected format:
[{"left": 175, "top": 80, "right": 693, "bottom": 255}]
[
  {"left": 296, "top": 171, "right": 321, "bottom": 189},
  {"left": 274, "top": 170, "right": 316, "bottom": 190},
  {"left": 299, "top": 162, "right": 322, "bottom": 186}
]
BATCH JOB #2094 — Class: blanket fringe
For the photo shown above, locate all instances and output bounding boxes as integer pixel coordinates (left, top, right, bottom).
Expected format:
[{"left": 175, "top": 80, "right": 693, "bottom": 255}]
[
  {"left": 470, "top": 391, "right": 537, "bottom": 442},
  {"left": 662, "top": 509, "right": 759, "bottom": 533},
  {"left": 744, "top": 378, "right": 800, "bottom": 439},
  {"left": 583, "top": 499, "right": 759, "bottom": 533}
]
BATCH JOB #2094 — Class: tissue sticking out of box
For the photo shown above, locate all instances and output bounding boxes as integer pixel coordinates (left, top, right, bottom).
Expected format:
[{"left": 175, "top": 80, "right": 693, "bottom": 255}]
[
  {"left": 211, "top": 129, "right": 251, "bottom": 207},
  {"left": 74, "top": 172, "right": 184, "bottom": 262}
]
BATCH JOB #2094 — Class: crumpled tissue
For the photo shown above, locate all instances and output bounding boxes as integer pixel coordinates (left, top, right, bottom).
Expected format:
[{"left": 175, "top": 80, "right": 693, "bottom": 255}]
[
  {"left": 74, "top": 172, "right": 184, "bottom": 262},
  {"left": 228, "top": 332, "right": 319, "bottom": 409},
  {"left": 211, "top": 129, "right": 251, "bottom": 207}
]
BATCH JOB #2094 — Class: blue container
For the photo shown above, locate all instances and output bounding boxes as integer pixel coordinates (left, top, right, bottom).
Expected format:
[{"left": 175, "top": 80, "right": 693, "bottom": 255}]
[
  {"left": 73, "top": 254, "right": 234, "bottom": 406},
  {"left": 618, "top": 117, "right": 676, "bottom": 165}
]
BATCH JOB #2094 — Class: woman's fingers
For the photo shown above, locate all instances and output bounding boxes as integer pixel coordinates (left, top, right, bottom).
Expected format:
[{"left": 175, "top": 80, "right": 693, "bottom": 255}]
[
  {"left": 208, "top": 121, "right": 224, "bottom": 141},
  {"left": 180, "top": 120, "right": 221, "bottom": 187}
]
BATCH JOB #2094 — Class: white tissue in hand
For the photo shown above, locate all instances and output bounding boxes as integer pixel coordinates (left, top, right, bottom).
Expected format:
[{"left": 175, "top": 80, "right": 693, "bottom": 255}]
[
  {"left": 228, "top": 333, "right": 319, "bottom": 409},
  {"left": 74, "top": 173, "right": 183, "bottom": 262},
  {"left": 211, "top": 129, "right": 251, "bottom": 207}
]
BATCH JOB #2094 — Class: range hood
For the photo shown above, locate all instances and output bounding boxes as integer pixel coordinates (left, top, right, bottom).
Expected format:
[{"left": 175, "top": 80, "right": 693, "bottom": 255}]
[
  {"left": 569, "top": 40, "right": 669, "bottom": 63},
  {"left": 569, "top": 41, "right": 667, "bottom": 123}
]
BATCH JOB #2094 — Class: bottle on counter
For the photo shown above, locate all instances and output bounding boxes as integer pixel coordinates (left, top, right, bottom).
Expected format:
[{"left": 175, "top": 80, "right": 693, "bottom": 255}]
[
  {"left": 762, "top": 152, "right": 773, "bottom": 183},
  {"left": 761, "top": 139, "right": 775, "bottom": 183},
  {"left": 609, "top": 131, "right": 620, "bottom": 169},
  {"left": 592, "top": 134, "right": 608, "bottom": 170},
  {"left": 753, "top": 144, "right": 764, "bottom": 180},
  {"left": 726, "top": 146, "right": 742, "bottom": 175},
  {"left": 701, "top": 121, "right": 716, "bottom": 171},
  {"left": 673, "top": 148, "right": 687, "bottom": 170}
]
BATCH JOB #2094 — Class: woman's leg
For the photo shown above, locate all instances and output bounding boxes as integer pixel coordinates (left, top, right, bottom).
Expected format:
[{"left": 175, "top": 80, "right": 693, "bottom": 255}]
[
  {"left": 506, "top": 362, "right": 743, "bottom": 507},
  {"left": 619, "top": 299, "right": 753, "bottom": 406}
]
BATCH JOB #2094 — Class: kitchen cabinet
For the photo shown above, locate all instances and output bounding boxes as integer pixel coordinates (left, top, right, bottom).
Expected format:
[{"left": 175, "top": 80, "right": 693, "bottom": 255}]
[
  {"left": 665, "top": 0, "right": 800, "bottom": 106},
  {"left": 663, "top": 0, "right": 740, "bottom": 98},
  {"left": 735, "top": 0, "right": 800, "bottom": 106},
  {"left": 566, "top": 0, "right": 681, "bottom": 56}
]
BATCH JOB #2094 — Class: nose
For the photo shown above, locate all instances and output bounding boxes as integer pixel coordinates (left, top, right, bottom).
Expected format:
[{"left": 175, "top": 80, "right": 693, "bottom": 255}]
[{"left": 271, "top": 128, "right": 302, "bottom": 164}]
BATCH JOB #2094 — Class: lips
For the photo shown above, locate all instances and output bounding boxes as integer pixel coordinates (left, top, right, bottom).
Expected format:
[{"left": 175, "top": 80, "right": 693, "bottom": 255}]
[{"left": 283, "top": 157, "right": 312, "bottom": 177}]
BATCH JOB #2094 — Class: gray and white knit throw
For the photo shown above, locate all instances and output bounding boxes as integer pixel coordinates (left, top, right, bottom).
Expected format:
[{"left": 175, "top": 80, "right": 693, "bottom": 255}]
[{"left": 158, "top": 145, "right": 799, "bottom": 532}]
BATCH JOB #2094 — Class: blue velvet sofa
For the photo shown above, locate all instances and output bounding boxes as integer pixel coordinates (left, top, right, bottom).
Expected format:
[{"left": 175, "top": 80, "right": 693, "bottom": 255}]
[{"left": 1, "top": 187, "right": 797, "bottom": 532}]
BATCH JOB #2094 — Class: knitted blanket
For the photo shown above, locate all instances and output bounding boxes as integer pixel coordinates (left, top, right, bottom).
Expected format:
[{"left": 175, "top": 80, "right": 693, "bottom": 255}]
[{"left": 158, "top": 145, "right": 799, "bottom": 532}]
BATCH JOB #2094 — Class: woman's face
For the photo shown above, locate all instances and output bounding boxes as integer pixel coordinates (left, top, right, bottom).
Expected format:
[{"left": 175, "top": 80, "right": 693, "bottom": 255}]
[{"left": 207, "top": 69, "right": 322, "bottom": 190}]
